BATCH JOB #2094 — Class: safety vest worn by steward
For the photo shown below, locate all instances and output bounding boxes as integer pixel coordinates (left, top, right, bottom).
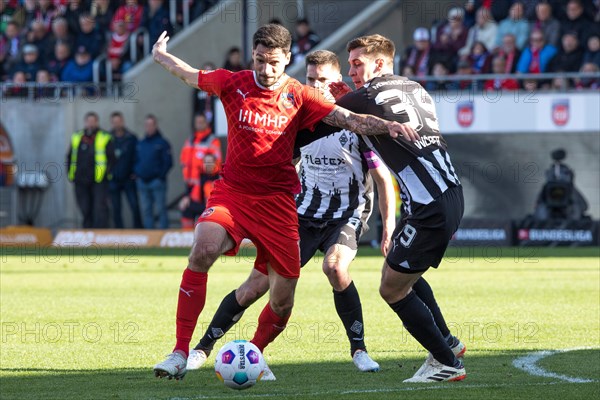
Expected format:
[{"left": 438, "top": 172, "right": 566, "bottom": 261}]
[
  {"left": 68, "top": 130, "right": 112, "bottom": 183},
  {"left": 180, "top": 128, "right": 221, "bottom": 203}
]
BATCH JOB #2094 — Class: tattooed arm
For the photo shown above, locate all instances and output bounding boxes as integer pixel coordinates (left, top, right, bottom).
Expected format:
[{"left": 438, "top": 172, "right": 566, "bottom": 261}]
[{"left": 322, "top": 105, "right": 419, "bottom": 141}]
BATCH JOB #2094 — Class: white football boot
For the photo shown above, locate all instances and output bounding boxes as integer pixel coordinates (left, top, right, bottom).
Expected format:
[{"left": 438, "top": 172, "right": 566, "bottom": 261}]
[
  {"left": 352, "top": 350, "right": 380, "bottom": 372},
  {"left": 413, "top": 338, "right": 467, "bottom": 377},
  {"left": 403, "top": 358, "right": 466, "bottom": 383},
  {"left": 154, "top": 351, "right": 187, "bottom": 380},
  {"left": 186, "top": 349, "right": 208, "bottom": 370},
  {"left": 261, "top": 361, "right": 277, "bottom": 381}
]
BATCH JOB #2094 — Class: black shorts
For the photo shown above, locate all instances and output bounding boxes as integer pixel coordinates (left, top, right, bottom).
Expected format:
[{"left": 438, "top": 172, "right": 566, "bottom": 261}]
[
  {"left": 386, "top": 185, "right": 464, "bottom": 273},
  {"left": 298, "top": 216, "right": 364, "bottom": 267}
]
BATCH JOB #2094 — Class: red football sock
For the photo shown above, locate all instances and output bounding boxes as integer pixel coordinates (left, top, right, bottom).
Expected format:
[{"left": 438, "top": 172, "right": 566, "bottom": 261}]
[
  {"left": 173, "top": 268, "right": 208, "bottom": 357},
  {"left": 251, "top": 302, "right": 291, "bottom": 352}
]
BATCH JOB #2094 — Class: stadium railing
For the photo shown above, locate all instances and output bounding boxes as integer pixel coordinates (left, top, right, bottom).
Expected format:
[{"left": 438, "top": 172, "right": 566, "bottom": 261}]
[
  {"left": 2, "top": 72, "right": 597, "bottom": 102},
  {"left": 130, "top": 27, "right": 150, "bottom": 64}
]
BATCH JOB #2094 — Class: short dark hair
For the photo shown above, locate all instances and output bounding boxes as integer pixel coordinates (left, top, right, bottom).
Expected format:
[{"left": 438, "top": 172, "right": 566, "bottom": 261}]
[
  {"left": 145, "top": 114, "right": 157, "bottom": 123},
  {"left": 84, "top": 111, "right": 99, "bottom": 120},
  {"left": 110, "top": 111, "right": 123, "bottom": 119},
  {"left": 253, "top": 24, "right": 292, "bottom": 51},
  {"left": 305, "top": 50, "right": 340, "bottom": 72},
  {"left": 347, "top": 34, "right": 395, "bottom": 61}
]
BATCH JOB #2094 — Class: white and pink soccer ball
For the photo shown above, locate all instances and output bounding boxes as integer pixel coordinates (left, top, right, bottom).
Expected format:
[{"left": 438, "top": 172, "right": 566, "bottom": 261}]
[{"left": 214, "top": 340, "right": 265, "bottom": 390}]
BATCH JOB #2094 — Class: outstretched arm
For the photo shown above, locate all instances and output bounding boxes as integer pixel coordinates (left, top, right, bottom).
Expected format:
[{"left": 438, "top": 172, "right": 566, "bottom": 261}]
[
  {"left": 152, "top": 31, "right": 199, "bottom": 88},
  {"left": 322, "top": 105, "right": 419, "bottom": 142}
]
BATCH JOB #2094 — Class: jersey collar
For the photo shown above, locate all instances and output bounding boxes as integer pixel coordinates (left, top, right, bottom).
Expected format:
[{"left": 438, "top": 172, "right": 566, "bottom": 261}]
[{"left": 253, "top": 70, "right": 289, "bottom": 91}]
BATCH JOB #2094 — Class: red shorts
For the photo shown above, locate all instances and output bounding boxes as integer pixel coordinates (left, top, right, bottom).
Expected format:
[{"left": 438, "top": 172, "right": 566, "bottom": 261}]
[{"left": 198, "top": 179, "right": 301, "bottom": 279}]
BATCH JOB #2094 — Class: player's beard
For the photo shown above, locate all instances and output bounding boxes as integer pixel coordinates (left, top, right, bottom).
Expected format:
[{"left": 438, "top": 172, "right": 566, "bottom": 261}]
[{"left": 258, "top": 73, "right": 280, "bottom": 88}]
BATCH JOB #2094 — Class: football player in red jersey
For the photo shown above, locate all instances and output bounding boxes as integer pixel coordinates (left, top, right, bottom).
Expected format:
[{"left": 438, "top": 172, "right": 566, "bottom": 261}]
[{"left": 151, "top": 24, "right": 418, "bottom": 380}]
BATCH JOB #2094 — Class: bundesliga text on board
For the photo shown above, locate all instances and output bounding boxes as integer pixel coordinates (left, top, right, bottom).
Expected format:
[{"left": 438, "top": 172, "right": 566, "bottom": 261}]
[{"left": 518, "top": 229, "right": 594, "bottom": 243}]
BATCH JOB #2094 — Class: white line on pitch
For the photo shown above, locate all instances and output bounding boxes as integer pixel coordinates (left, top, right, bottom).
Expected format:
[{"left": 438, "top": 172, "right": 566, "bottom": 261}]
[
  {"left": 163, "top": 380, "right": 587, "bottom": 400},
  {"left": 512, "top": 347, "right": 598, "bottom": 384}
]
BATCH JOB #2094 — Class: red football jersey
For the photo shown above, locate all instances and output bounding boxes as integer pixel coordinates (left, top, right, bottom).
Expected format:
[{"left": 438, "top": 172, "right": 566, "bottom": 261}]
[{"left": 197, "top": 69, "right": 335, "bottom": 194}]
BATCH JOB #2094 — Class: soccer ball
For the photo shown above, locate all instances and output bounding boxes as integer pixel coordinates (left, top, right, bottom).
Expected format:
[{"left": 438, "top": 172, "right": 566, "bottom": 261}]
[{"left": 215, "top": 340, "right": 265, "bottom": 390}]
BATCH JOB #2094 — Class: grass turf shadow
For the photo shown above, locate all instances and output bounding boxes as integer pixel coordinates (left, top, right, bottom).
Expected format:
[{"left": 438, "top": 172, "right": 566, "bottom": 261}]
[{"left": 1, "top": 350, "right": 598, "bottom": 400}]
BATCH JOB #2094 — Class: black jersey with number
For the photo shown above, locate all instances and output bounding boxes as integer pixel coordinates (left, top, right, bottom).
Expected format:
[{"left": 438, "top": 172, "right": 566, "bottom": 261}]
[{"left": 331, "top": 75, "right": 461, "bottom": 216}]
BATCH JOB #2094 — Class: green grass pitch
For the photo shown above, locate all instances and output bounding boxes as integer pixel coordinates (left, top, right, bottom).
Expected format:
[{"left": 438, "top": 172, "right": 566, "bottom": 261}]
[{"left": 1, "top": 246, "right": 599, "bottom": 399}]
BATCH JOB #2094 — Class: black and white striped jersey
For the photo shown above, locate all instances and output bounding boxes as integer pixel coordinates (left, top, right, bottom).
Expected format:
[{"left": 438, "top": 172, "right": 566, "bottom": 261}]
[
  {"left": 333, "top": 74, "right": 461, "bottom": 216},
  {"left": 295, "top": 130, "right": 379, "bottom": 223}
]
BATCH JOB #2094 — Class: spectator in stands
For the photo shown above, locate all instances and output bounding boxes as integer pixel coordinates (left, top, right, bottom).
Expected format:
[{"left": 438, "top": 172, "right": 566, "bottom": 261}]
[
  {"left": 47, "top": 40, "right": 71, "bottom": 81},
  {"left": 460, "top": 7, "right": 498, "bottom": 57},
  {"left": 194, "top": 61, "right": 217, "bottom": 124},
  {"left": 449, "top": 59, "right": 478, "bottom": 90},
  {"left": 35, "top": 68, "right": 56, "bottom": 97},
  {"left": 484, "top": 55, "right": 520, "bottom": 90},
  {"left": 463, "top": 0, "right": 477, "bottom": 28},
  {"left": 291, "top": 18, "right": 321, "bottom": 64},
  {"left": 517, "top": 29, "right": 558, "bottom": 73},
  {"left": 91, "top": 0, "right": 115, "bottom": 33},
  {"left": 75, "top": 13, "right": 105, "bottom": 58},
  {"left": 66, "top": 111, "right": 114, "bottom": 229},
  {"left": 531, "top": 1, "right": 561, "bottom": 47},
  {"left": 4, "top": 70, "right": 28, "bottom": 97},
  {"left": 179, "top": 113, "right": 222, "bottom": 229},
  {"left": 192, "top": 0, "right": 219, "bottom": 20},
  {"left": 561, "top": 0, "right": 599, "bottom": 44},
  {"left": 63, "top": 0, "right": 84, "bottom": 35},
  {"left": 142, "top": 0, "right": 173, "bottom": 47},
  {"left": 522, "top": 78, "right": 540, "bottom": 90},
  {"left": 494, "top": 33, "right": 522, "bottom": 72},
  {"left": 467, "top": 41, "right": 493, "bottom": 74},
  {"left": 522, "top": 0, "right": 543, "bottom": 20},
  {"left": 549, "top": 31, "right": 585, "bottom": 72},
  {"left": 37, "top": 0, "right": 58, "bottom": 32},
  {"left": 26, "top": 20, "right": 51, "bottom": 63},
  {"left": 490, "top": 0, "right": 514, "bottom": 22},
  {"left": 0, "top": 21, "right": 23, "bottom": 80},
  {"left": 108, "top": 111, "right": 143, "bottom": 229},
  {"left": 173, "top": 0, "right": 194, "bottom": 26},
  {"left": 107, "top": 19, "right": 132, "bottom": 79},
  {"left": 583, "top": 35, "right": 600, "bottom": 66},
  {"left": 0, "top": 0, "right": 15, "bottom": 34},
  {"left": 61, "top": 45, "right": 93, "bottom": 83},
  {"left": 135, "top": 114, "right": 173, "bottom": 229},
  {"left": 18, "top": 0, "right": 39, "bottom": 36},
  {"left": 574, "top": 61, "right": 600, "bottom": 88},
  {"left": 431, "top": 27, "right": 460, "bottom": 72},
  {"left": 222, "top": 46, "right": 244, "bottom": 72},
  {"left": 12, "top": 44, "right": 40, "bottom": 81},
  {"left": 36, "top": 68, "right": 50, "bottom": 83},
  {"left": 424, "top": 62, "right": 453, "bottom": 91},
  {"left": 496, "top": 2, "right": 531, "bottom": 50},
  {"left": 550, "top": 75, "right": 571, "bottom": 90},
  {"left": 435, "top": 7, "right": 469, "bottom": 54},
  {"left": 401, "top": 65, "right": 415, "bottom": 78},
  {"left": 401, "top": 28, "right": 432, "bottom": 79},
  {"left": 112, "top": 0, "right": 144, "bottom": 34},
  {"left": 48, "top": 18, "right": 74, "bottom": 56}
]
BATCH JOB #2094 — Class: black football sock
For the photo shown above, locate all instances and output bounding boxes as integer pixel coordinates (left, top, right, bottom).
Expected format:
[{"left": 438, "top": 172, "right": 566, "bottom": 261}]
[
  {"left": 389, "top": 291, "right": 459, "bottom": 368},
  {"left": 333, "top": 281, "right": 366, "bottom": 355},
  {"left": 412, "top": 277, "right": 452, "bottom": 342},
  {"left": 194, "top": 290, "right": 248, "bottom": 353}
]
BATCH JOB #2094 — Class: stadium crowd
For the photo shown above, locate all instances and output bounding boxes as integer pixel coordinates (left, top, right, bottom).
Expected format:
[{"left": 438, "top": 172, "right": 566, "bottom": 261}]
[
  {"left": 0, "top": 0, "right": 219, "bottom": 84},
  {"left": 400, "top": 0, "right": 600, "bottom": 90}
]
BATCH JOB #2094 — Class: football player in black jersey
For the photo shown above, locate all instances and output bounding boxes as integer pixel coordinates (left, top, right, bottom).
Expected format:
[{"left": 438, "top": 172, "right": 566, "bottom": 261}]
[
  {"left": 327, "top": 34, "right": 467, "bottom": 383},
  {"left": 184, "top": 50, "right": 396, "bottom": 378}
]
